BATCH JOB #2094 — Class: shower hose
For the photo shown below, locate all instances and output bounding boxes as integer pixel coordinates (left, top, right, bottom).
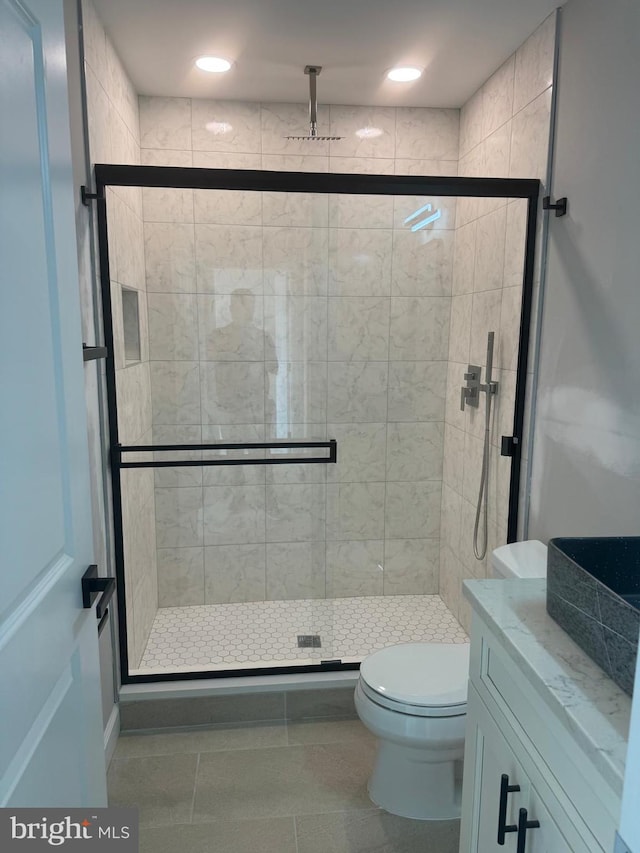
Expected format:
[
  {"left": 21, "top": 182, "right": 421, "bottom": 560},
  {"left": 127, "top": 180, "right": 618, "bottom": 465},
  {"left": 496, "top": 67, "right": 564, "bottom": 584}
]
[{"left": 473, "top": 376, "right": 494, "bottom": 561}]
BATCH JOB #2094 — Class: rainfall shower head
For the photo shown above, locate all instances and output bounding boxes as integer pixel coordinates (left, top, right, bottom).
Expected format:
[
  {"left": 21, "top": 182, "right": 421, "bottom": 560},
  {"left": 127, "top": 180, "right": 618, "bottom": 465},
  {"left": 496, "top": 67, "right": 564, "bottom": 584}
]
[{"left": 285, "top": 66, "right": 344, "bottom": 141}]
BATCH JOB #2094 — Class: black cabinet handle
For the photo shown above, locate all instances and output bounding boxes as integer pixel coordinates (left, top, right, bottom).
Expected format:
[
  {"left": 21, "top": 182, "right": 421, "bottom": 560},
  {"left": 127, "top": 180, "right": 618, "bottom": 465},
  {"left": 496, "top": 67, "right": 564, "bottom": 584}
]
[
  {"left": 82, "top": 564, "right": 116, "bottom": 620},
  {"left": 497, "top": 774, "right": 520, "bottom": 845},
  {"left": 516, "top": 807, "right": 540, "bottom": 853}
]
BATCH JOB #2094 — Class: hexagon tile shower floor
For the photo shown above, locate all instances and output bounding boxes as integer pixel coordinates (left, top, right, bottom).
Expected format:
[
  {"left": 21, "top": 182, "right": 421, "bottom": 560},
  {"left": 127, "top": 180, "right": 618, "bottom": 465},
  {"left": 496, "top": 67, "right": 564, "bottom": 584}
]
[{"left": 134, "top": 594, "right": 467, "bottom": 675}]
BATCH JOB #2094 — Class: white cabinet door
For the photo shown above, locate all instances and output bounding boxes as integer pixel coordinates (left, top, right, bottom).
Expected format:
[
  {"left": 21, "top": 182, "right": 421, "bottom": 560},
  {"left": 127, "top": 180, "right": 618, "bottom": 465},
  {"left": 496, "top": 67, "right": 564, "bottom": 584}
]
[
  {"left": 524, "top": 788, "right": 591, "bottom": 853},
  {"left": 0, "top": 0, "right": 107, "bottom": 805},
  {"left": 461, "top": 683, "right": 529, "bottom": 853}
]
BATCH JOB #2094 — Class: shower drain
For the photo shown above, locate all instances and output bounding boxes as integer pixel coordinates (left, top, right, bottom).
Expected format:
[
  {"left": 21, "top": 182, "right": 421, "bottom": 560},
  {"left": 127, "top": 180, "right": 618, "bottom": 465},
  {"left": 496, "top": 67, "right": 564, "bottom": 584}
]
[{"left": 297, "top": 634, "right": 322, "bottom": 648}]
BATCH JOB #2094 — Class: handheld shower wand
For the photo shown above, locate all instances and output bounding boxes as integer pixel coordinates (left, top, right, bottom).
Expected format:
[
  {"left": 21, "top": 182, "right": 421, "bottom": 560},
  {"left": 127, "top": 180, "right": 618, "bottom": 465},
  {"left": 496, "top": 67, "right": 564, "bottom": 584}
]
[{"left": 472, "top": 332, "right": 499, "bottom": 560}]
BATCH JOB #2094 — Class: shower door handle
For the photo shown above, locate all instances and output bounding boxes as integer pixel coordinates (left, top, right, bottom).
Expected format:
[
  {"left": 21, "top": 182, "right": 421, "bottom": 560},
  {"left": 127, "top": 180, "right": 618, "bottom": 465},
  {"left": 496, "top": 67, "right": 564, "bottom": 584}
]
[{"left": 82, "top": 564, "right": 116, "bottom": 620}]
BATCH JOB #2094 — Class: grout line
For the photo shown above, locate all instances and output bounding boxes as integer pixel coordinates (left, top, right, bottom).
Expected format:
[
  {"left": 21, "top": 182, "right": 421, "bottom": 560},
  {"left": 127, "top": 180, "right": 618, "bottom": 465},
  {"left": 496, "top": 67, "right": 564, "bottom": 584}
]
[
  {"left": 293, "top": 815, "right": 299, "bottom": 853},
  {"left": 189, "top": 752, "right": 200, "bottom": 824}
]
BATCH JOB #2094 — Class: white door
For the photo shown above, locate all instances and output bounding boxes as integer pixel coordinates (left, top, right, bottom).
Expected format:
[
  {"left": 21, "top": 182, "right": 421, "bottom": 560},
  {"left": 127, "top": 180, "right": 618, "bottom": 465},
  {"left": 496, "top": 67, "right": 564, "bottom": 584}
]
[{"left": 0, "top": 0, "right": 107, "bottom": 806}]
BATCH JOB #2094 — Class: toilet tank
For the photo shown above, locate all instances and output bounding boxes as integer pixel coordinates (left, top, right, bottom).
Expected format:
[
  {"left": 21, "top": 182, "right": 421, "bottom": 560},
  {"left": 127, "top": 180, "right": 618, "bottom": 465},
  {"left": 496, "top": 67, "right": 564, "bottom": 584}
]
[{"left": 491, "top": 540, "right": 548, "bottom": 579}]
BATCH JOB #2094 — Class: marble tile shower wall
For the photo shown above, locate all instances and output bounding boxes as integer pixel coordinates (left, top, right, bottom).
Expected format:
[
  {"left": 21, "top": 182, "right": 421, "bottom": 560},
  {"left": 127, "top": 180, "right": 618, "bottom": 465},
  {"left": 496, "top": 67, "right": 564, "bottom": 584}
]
[
  {"left": 82, "top": 0, "right": 158, "bottom": 667},
  {"left": 137, "top": 97, "right": 461, "bottom": 607},
  {"left": 439, "top": 13, "right": 556, "bottom": 632}
]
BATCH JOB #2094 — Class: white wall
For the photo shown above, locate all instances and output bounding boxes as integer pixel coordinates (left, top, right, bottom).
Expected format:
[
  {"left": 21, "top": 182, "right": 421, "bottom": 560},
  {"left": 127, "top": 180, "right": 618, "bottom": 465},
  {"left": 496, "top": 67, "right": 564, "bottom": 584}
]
[
  {"left": 528, "top": 0, "right": 640, "bottom": 542},
  {"left": 527, "top": 0, "right": 640, "bottom": 845}
]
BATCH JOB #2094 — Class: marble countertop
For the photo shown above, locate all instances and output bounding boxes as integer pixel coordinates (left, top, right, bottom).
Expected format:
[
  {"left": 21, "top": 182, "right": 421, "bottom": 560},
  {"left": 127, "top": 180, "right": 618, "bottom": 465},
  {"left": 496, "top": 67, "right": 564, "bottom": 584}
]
[{"left": 464, "top": 578, "right": 632, "bottom": 795}]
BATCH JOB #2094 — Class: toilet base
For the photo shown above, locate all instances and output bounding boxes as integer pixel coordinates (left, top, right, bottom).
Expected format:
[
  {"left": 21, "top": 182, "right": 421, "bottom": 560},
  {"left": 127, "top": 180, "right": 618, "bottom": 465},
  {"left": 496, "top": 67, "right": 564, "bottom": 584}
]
[{"left": 368, "top": 740, "right": 462, "bottom": 821}]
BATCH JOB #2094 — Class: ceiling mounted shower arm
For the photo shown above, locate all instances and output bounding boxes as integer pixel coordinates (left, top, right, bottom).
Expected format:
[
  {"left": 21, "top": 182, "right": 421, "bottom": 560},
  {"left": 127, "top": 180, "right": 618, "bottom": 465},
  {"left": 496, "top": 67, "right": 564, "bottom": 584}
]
[
  {"left": 284, "top": 65, "right": 344, "bottom": 141},
  {"left": 306, "top": 65, "right": 320, "bottom": 138}
]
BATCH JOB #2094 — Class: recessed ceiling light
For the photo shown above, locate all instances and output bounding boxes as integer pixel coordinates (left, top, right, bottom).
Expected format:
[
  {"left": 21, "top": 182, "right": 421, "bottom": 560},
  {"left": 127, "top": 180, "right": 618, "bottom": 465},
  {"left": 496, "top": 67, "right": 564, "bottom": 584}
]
[
  {"left": 355, "top": 126, "right": 383, "bottom": 139},
  {"left": 387, "top": 66, "right": 422, "bottom": 82},
  {"left": 195, "top": 56, "right": 233, "bottom": 73}
]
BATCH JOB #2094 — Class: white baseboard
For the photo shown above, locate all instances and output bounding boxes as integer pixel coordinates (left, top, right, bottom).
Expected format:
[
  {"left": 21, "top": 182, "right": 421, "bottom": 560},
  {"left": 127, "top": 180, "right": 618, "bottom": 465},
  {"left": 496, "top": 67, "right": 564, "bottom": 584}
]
[{"left": 103, "top": 704, "right": 120, "bottom": 767}]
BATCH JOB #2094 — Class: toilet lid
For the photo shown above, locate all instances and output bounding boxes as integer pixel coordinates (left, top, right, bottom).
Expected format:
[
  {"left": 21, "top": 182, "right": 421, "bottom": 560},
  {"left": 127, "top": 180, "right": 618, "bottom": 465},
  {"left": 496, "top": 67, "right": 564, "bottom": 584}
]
[{"left": 360, "top": 643, "right": 470, "bottom": 709}]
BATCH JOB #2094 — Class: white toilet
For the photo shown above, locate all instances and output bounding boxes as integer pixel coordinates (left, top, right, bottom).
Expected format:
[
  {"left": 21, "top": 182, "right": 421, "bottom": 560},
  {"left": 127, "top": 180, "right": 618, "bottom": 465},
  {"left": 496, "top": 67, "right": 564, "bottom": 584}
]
[{"left": 354, "top": 539, "right": 548, "bottom": 820}]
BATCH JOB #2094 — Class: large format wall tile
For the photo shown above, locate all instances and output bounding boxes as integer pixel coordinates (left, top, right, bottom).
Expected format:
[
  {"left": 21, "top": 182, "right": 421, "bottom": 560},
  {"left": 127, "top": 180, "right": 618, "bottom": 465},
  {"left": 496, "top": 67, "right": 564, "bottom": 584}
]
[
  {"left": 328, "top": 105, "right": 396, "bottom": 159},
  {"left": 204, "top": 544, "right": 266, "bottom": 604},
  {"left": 327, "top": 362, "right": 388, "bottom": 423},
  {"left": 513, "top": 12, "right": 556, "bottom": 114},
  {"left": 195, "top": 225, "right": 263, "bottom": 294},
  {"left": 469, "top": 289, "right": 503, "bottom": 365},
  {"left": 148, "top": 293, "right": 198, "bottom": 361},
  {"left": 326, "top": 482, "right": 385, "bottom": 541},
  {"left": 157, "top": 547, "right": 204, "bottom": 606},
  {"left": 144, "top": 223, "right": 196, "bottom": 293},
  {"left": 391, "top": 229, "right": 454, "bottom": 297},
  {"left": 383, "top": 538, "right": 440, "bottom": 595},
  {"left": 201, "top": 362, "right": 265, "bottom": 424},
  {"left": 385, "top": 481, "right": 441, "bottom": 539},
  {"left": 330, "top": 157, "right": 394, "bottom": 175},
  {"left": 389, "top": 297, "right": 450, "bottom": 360},
  {"left": 326, "top": 423, "right": 387, "bottom": 484},
  {"left": 328, "top": 193, "right": 394, "bottom": 230},
  {"left": 201, "top": 424, "right": 266, "bottom": 487},
  {"left": 194, "top": 188, "right": 262, "bottom": 226},
  {"left": 387, "top": 361, "right": 447, "bottom": 422},
  {"left": 155, "top": 487, "right": 204, "bottom": 548},
  {"left": 197, "top": 293, "right": 264, "bottom": 362},
  {"left": 265, "top": 361, "right": 327, "bottom": 425},
  {"left": 263, "top": 227, "right": 328, "bottom": 296},
  {"left": 326, "top": 540, "right": 384, "bottom": 597},
  {"left": 395, "top": 109, "right": 459, "bottom": 160},
  {"left": 266, "top": 484, "right": 326, "bottom": 543},
  {"left": 265, "top": 424, "right": 328, "bottom": 486},
  {"left": 192, "top": 100, "right": 262, "bottom": 152},
  {"left": 327, "top": 297, "right": 390, "bottom": 361},
  {"left": 263, "top": 154, "right": 328, "bottom": 172},
  {"left": 203, "top": 485, "right": 266, "bottom": 545},
  {"left": 328, "top": 229, "right": 392, "bottom": 297},
  {"left": 139, "top": 96, "right": 191, "bottom": 149},
  {"left": 386, "top": 422, "right": 444, "bottom": 482},
  {"left": 509, "top": 88, "right": 552, "bottom": 182},
  {"left": 153, "top": 424, "right": 202, "bottom": 488},
  {"left": 266, "top": 542, "right": 326, "bottom": 600},
  {"left": 142, "top": 186, "right": 193, "bottom": 224},
  {"left": 475, "top": 207, "right": 507, "bottom": 292},
  {"left": 150, "top": 361, "right": 200, "bottom": 425},
  {"left": 263, "top": 192, "right": 328, "bottom": 228},
  {"left": 481, "top": 56, "right": 515, "bottom": 139},
  {"left": 117, "top": 362, "right": 152, "bottom": 443},
  {"left": 503, "top": 201, "right": 527, "bottom": 288},
  {"left": 264, "top": 296, "right": 328, "bottom": 363}
]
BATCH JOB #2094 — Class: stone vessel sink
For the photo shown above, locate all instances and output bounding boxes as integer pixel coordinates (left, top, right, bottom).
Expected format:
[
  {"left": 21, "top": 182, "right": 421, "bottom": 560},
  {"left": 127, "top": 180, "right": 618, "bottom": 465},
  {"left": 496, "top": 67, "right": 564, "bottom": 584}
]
[{"left": 547, "top": 537, "right": 640, "bottom": 696}]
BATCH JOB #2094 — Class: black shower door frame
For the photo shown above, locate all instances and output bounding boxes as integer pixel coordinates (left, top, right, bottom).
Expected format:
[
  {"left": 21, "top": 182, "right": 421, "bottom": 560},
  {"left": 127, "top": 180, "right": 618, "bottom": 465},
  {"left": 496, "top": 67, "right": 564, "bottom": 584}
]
[{"left": 94, "top": 164, "right": 540, "bottom": 684}]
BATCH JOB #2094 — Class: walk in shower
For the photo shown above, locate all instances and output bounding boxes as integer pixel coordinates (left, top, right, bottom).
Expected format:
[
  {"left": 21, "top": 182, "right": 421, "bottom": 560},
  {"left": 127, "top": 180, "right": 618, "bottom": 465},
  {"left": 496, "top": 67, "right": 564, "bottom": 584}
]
[{"left": 95, "top": 165, "right": 538, "bottom": 683}]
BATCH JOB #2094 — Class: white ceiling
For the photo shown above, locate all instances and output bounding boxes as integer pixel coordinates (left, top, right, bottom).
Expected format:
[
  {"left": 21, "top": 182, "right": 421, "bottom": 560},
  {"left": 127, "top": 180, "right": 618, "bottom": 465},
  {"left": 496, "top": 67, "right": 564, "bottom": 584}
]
[{"left": 92, "top": 0, "right": 558, "bottom": 108}]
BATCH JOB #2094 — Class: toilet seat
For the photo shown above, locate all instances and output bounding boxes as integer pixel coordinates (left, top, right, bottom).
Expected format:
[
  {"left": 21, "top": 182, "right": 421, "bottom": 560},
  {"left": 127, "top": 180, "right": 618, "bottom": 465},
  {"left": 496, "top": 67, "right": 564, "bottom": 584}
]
[{"left": 359, "top": 642, "right": 470, "bottom": 718}]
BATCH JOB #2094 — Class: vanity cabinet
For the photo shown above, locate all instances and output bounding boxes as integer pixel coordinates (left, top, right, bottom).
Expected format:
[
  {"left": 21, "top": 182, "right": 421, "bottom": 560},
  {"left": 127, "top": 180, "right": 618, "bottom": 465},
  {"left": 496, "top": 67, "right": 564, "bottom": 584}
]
[{"left": 460, "top": 600, "right": 624, "bottom": 853}]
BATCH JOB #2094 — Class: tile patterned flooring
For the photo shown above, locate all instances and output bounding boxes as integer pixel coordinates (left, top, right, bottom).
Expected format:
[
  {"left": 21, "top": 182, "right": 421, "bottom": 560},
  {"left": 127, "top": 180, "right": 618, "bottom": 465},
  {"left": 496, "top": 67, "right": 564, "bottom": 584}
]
[
  {"left": 134, "top": 594, "right": 468, "bottom": 675},
  {"left": 109, "top": 717, "right": 461, "bottom": 853}
]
